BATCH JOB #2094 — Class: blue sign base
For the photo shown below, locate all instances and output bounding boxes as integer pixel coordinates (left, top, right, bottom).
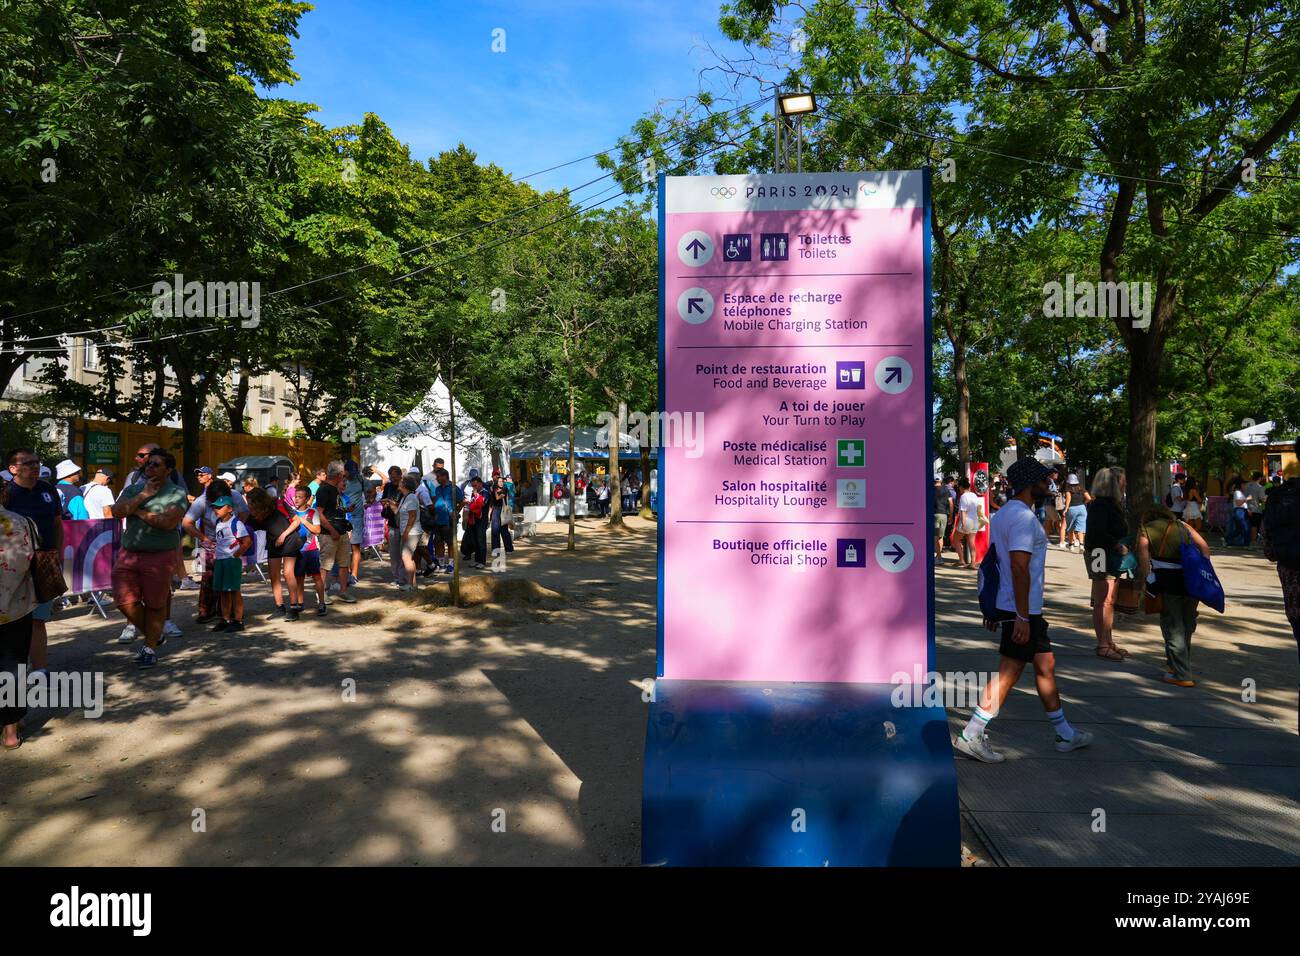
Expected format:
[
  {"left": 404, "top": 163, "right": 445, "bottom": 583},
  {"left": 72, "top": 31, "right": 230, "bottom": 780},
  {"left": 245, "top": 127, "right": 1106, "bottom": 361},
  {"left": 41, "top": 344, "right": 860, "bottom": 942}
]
[{"left": 642, "top": 680, "right": 959, "bottom": 866}]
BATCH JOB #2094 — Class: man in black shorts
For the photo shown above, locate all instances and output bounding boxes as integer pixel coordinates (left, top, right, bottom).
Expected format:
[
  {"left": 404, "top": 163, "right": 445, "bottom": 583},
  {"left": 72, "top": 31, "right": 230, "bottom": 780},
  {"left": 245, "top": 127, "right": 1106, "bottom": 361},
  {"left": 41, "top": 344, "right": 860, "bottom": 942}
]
[
  {"left": 428, "top": 467, "right": 461, "bottom": 574},
  {"left": 953, "top": 456, "right": 1094, "bottom": 763}
]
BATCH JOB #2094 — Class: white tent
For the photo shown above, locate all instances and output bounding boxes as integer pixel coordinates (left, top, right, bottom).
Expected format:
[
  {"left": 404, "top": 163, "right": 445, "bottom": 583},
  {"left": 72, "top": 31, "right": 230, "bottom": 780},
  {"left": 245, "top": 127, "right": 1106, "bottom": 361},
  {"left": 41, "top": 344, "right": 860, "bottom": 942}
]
[
  {"left": 360, "top": 376, "right": 507, "bottom": 480},
  {"left": 1226, "top": 420, "right": 1277, "bottom": 447}
]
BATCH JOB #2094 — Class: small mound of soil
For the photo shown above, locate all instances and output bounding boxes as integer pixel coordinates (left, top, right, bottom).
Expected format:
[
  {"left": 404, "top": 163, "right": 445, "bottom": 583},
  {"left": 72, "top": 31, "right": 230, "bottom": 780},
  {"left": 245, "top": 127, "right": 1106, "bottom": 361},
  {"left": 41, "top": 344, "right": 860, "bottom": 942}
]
[
  {"left": 599, "top": 521, "right": 640, "bottom": 535},
  {"left": 423, "top": 575, "right": 568, "bottom": 609}
]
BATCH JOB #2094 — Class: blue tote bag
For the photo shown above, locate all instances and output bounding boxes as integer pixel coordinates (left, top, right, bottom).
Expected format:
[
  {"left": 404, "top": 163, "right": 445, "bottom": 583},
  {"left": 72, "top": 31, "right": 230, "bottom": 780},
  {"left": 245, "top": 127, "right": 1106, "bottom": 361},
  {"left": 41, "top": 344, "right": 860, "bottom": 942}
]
[{"left": 1178, "top": 524, "right": 1225, "bottom": 613}]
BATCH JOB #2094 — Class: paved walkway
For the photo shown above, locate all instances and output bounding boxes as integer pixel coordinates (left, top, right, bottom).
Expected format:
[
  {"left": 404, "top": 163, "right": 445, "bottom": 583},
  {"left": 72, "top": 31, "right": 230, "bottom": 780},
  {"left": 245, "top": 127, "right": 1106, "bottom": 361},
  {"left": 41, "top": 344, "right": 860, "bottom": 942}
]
[
  {"left": 938, "top": 540, "right": 1300, "bottom": 866},
  {"left": 7, "top": 517, "right": 1297, "bottom": 866}
]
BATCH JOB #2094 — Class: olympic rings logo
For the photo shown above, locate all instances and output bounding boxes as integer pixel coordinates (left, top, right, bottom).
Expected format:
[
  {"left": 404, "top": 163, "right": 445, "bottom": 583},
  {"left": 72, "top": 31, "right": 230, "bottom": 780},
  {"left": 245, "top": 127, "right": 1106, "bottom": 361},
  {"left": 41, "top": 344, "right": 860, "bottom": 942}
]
[{"left": 710, "top": 186, "right": 738, "bottom": 197}]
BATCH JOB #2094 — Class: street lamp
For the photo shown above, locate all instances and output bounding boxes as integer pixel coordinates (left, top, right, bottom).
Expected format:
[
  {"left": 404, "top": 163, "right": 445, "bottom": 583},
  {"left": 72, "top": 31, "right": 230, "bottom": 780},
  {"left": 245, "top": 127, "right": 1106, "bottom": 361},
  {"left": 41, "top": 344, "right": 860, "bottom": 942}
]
[
  {"left": 778, "top": 92, "right": 817, "bottom": 116},
  {"left": 774, "top": 91, "right": 818, "bottom": 173}
]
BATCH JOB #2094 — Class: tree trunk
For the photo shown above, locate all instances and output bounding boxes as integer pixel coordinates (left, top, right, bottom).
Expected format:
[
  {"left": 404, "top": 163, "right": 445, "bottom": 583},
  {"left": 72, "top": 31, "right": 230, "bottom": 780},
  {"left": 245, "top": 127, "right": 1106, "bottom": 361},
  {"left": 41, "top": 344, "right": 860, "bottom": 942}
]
[
  {"left": 639, "top": 445, "right": 653, "bottom": 516},
  {"left": 567, "top": 384, "right": 576, "bottom": 551},
  {"left": 219, "top": 367, "right": 251, "bottom": 435},
  {"left": 146, "top": 353, "right": 166, "bottom": 426},
  {"left": 0, "top": 355, "right": 23, "bottom": 403},
  {"left": 607, "top": 403, "right": 623, "bottom": 527},
  {"left": 953, "top": 338, "right": 971, "bottom": 464},
  {"left": 179, "top": 388, "right": 202, "bottom": 495},
  {"left": 1121, "top": 286, "right": 1174, "bottom": 526},
  {"left": 447, "top": 365, "right": 460, "bottom": 606}
]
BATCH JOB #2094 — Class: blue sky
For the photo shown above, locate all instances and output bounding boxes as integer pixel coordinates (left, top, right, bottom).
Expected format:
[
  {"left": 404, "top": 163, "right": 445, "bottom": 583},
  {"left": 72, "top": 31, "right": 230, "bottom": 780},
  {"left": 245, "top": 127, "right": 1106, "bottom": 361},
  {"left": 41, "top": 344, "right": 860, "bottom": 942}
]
[{"left": 266, "top": 0, "right": 745, "bottom": 195}]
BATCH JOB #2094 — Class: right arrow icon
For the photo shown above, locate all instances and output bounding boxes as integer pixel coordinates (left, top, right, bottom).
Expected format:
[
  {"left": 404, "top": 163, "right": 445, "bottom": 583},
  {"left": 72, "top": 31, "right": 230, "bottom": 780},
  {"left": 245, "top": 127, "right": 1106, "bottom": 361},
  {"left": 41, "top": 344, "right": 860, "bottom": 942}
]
[
  {"left": 875, "top": 534, "right": 914, "bottom": 573},
  {"left": 874, "top": 356, "right": 913, "bottom": 394}
]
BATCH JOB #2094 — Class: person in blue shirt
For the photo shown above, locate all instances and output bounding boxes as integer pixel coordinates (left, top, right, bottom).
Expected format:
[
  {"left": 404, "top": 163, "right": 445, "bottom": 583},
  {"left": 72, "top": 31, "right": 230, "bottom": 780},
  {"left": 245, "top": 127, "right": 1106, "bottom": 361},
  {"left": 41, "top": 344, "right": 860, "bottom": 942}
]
[
  {"left": 429, "top": 468, "right": 463, "bottom": 573},
  {"left": 55, "top": 460, "right": 89, "bottom": 519}
]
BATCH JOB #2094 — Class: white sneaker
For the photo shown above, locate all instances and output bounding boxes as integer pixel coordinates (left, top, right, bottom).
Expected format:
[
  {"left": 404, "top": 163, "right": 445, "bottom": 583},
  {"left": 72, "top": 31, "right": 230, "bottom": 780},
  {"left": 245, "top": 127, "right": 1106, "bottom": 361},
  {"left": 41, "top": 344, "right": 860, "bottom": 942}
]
[
  {"left": 1054, "top": 729, "right": 1094, "bottom": 753},
  {"left": 953, "top": 732, "right": 1006, "bottom": 763},
  {"left": 118, "top": 624, "right": 138, "bottom": 644},
  {"left": 163, "top": 620, "right": 182, "bottom": 639}
]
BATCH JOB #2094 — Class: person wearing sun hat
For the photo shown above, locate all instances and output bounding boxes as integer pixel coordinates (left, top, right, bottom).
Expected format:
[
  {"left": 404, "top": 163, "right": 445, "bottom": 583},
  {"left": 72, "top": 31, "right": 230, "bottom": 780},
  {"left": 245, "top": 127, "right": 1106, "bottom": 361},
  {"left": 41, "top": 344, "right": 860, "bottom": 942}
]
[
  {"left": 54, "top": 459, "right": 89, "bottom": 519},
  {"left": 953, "top": 456, "right": 1094, "bottom": 763}
]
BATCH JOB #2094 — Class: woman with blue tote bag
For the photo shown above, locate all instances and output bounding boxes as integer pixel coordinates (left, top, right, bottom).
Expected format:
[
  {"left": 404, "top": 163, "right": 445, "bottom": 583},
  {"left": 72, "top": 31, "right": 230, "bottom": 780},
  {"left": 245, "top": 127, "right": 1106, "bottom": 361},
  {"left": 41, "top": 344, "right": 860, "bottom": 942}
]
[{"left": 1136, "top": 503, "right": 1221, "bottom": 687}]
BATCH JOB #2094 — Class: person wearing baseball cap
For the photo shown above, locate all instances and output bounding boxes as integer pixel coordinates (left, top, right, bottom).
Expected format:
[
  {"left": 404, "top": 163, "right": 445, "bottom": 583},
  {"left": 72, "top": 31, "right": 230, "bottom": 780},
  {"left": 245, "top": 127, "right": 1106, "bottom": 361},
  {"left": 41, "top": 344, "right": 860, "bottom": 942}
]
[
  {"left": 1060, "top": 472, "right": 1090, "bottom": 552},
  {"left": 208, "top": 495, "right": 252, "bottom": 633},
  {"left": 953, "top": 456, "right": 1094, "bottom": 763},
  {"left": 83, "top": 467, "right": 116, "bottom": 518}
]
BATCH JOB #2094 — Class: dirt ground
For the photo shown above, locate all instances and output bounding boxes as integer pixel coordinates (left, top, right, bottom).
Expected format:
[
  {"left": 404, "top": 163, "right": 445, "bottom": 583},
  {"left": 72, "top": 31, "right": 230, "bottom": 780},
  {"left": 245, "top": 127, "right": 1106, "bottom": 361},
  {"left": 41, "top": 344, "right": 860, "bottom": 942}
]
[{"left": 0, "top": 518, "right": 658, "bottom": 866}]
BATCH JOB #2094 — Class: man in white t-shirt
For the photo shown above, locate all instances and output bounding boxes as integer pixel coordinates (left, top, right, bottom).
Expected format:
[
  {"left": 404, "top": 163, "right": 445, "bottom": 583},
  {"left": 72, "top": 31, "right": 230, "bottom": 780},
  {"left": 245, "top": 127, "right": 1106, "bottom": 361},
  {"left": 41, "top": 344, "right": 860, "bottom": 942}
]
[
  {"left": 81, "top": 467, "right": 117, "bottom": 518},
  {"left": 1169, "top": 472, "right": 1186, "bottom": 516},
  {"left": 954, "top": 456, "right": 1094, "bottom": 763}
]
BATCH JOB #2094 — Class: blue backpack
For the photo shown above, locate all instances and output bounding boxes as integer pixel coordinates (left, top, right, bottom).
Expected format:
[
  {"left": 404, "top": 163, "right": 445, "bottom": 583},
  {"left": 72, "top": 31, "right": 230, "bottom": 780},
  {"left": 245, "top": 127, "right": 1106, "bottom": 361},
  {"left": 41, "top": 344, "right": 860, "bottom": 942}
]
[{"left": 976, "top": 542, "right": 1001, "bottom": 620}]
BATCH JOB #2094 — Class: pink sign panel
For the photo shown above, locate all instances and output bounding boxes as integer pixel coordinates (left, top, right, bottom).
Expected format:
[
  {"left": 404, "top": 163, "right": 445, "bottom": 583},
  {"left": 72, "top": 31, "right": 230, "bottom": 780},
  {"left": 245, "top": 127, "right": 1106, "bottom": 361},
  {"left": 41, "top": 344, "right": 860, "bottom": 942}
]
[
  {"left": 61, "top": 518, "right": 122, "bottom": 594},
  {"left": 659, "top": 172, "right": 932, "bottom": 683},
  {"left": 363, "top": 503, "right": 385, "bottom": 547}
]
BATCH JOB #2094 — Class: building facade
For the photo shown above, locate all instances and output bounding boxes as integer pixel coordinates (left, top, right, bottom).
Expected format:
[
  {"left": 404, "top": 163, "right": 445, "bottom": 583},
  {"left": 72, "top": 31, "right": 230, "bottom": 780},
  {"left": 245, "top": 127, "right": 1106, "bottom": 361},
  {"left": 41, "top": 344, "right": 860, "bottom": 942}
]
[{"left": 5, "top": 336, "right": 304, "bottom": 436}]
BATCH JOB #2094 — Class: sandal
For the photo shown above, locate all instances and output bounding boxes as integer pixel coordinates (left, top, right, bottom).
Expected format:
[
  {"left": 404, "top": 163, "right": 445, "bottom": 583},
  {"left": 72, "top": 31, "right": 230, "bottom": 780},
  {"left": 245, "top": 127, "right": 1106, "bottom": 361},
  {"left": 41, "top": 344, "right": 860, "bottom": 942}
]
[{"left": 1095, "top": 644, "right": 1125, "bottom": 662}]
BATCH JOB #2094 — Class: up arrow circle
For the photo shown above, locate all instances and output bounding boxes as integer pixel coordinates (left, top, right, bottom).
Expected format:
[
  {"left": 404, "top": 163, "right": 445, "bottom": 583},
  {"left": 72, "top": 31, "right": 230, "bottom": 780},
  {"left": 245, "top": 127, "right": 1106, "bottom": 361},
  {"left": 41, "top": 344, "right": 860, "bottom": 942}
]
[{"left": 676, "top": 230, "right": 714, "bottom": 267}]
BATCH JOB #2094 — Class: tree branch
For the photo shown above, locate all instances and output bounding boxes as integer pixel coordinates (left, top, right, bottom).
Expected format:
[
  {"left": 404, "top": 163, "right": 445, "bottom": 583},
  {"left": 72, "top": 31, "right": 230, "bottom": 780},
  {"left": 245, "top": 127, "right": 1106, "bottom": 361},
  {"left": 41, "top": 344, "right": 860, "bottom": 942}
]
[
  {"left": 1189, "top": 90, "right": 1300, "bottom": 221},
  {"left": 883, "top": 1, "right": 1051, "bottom": 85}
]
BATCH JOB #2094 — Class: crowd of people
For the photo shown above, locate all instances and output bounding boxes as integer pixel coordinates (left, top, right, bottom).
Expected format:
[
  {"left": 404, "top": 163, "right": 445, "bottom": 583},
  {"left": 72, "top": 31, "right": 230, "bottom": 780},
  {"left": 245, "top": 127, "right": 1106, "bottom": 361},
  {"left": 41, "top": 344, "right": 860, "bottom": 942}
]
[
  {"left": 0, "top": 443, "right": 527, "bottom": 746},
  {"left": 940, "top": 456, "right": 1300, "bottom": 762},
  {"left": 528, "top": 468, "right": 643, "bottom": 517}
]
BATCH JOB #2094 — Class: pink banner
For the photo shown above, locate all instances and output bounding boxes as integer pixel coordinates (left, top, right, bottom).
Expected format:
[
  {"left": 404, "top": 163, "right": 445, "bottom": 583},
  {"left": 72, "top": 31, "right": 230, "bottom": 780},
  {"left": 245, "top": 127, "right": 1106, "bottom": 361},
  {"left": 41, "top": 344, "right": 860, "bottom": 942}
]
[
  {"left": 61, "top": 519, "right": 122, "bottom": 594},
  {"left": 660, "top": 172, "right": 931, "bottom": 683},
  {"left": 1207, "top": 495, "right": 1229, "bottom": 531},
  {"left": 363, "top": 502, "right": 385, "bottom": 546}
]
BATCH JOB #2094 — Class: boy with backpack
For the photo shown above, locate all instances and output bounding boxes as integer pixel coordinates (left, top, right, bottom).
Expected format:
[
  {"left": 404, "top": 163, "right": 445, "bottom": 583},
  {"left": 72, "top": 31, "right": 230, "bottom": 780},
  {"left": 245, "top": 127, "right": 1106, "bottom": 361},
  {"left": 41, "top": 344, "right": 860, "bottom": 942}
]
[
  {"left": 209, "top": 496, "right": 252, "bottom": 633},
  {"left": 957, "top": 457, "right": 1095, "bottom": 763}
]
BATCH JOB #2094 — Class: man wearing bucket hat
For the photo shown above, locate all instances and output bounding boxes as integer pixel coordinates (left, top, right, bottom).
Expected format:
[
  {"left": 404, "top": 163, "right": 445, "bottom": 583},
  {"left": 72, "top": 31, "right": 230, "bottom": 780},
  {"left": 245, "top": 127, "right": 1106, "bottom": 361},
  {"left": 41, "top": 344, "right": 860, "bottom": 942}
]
[
  {"left": 954, "top": 456, "right": 1094, "bottom": 763},
  {"left": 54, "top": 460, "right": 89, "bottom": 519}
]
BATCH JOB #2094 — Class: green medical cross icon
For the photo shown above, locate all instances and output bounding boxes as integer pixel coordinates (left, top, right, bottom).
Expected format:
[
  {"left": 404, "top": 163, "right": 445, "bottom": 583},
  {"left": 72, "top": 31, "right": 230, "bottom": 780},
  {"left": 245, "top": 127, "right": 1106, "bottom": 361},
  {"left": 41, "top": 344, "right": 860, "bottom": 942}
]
[{"left": 837, "top": 439, "right": 865, "bottom": 467}]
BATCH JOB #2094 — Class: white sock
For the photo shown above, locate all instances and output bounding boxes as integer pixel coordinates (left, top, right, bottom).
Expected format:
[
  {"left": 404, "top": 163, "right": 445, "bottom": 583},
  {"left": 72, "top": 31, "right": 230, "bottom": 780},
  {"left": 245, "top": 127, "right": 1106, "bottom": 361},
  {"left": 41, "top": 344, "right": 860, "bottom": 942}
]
[
  {"left": 961, "top": 706, "right": 995, "bottom": 740},
  {"left": 1048, "top": 708, "right": 1075, "bottom": 740}
]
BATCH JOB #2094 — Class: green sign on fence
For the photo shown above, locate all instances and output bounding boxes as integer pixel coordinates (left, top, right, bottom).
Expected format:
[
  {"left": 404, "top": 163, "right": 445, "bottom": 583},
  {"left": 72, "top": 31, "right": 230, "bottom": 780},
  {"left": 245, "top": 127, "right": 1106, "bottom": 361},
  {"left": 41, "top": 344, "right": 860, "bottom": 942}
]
[{"left": 86, "top": 431, "right": 120, "bottom": 465}]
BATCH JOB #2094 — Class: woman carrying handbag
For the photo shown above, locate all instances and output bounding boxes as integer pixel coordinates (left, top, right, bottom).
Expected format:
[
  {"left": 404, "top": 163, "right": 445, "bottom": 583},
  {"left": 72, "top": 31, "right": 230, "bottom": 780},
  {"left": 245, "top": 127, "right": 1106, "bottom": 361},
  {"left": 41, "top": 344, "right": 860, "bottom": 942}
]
[
  {"left": 0, "top": 479, "right": 39, "bottom": 750},
  {"left": 1083, "top": 467, "right": 1131, "bottom": 660}
]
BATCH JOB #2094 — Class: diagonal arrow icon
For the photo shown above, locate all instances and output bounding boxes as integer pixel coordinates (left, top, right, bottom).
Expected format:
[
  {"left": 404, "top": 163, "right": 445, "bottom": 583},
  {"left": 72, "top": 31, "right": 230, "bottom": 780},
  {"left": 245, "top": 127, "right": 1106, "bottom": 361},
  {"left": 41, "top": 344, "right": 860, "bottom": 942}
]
[
  {"left": 688, "top": 298, "right": 705, "bottom": 314},
  {"left": 885, "top": 366, "right": 903, "bottom": 384}
]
